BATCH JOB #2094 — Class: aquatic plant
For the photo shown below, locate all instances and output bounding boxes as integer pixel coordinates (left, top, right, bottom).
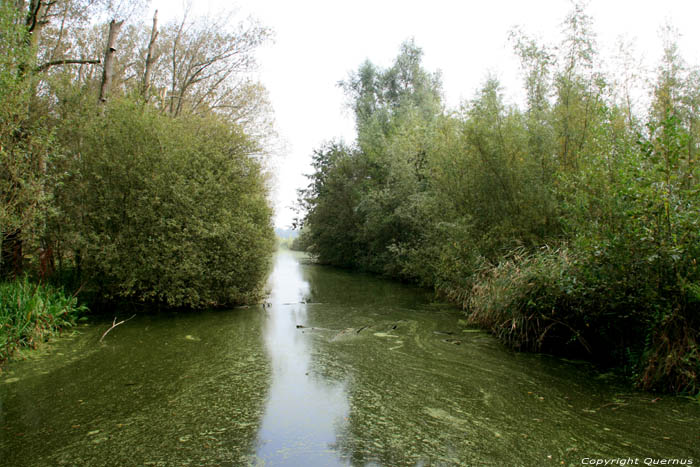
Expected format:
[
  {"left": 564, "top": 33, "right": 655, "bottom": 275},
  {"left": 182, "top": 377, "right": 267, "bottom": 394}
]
[{"left": 0, "top": 277, "right": 86, "bottom": 364}]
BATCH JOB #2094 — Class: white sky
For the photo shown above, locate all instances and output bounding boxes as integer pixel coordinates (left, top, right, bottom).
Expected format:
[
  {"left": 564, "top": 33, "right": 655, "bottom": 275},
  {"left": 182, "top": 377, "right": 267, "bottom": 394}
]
[{"left": 150, "top": 0, "right": 700, "bottom": 228}]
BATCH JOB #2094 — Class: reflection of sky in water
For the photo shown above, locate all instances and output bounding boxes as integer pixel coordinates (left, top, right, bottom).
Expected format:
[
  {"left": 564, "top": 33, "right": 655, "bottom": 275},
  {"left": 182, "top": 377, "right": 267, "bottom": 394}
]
[
  {"left": 1, "top": 249, "right": 698, "bottom": 465},
  {"left": 256, "top": 251, "right": 349, "bottom": 466}
]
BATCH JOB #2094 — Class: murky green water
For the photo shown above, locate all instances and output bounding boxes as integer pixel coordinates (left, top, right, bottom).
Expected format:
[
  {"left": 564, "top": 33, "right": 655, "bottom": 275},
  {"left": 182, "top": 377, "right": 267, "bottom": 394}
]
[{"left": 1, "top": 250, "right": 699, "bottom": 466}]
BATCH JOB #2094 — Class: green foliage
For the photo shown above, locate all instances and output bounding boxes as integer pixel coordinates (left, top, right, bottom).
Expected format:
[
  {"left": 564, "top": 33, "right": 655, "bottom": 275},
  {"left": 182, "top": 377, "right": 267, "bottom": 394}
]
[
  {"left": 299, "top": 40, "right": 446, "bottom": 276},
  {"left": 341, "top": 38, "right": 442, "bottom": 137},
  {"left": 60, "top": 98, "right": 274, "bottom": 308},
  {"left": 298, "top": 6, "right": 700, "bottom": 394},
  {"left": 0, "top": 277, "right": 86, "bottom": 363},
  {"left": 0, "top": 2, "right": 49, "bottom": 277},
  {"left": 298, "top": 141, "right": 364, "bottom": 267},
  {"left": 289, "top": 227, "right": 311, "bottom": 252},
  {"left": 0, "top": 0, "right": 277, "bottom": 370}
]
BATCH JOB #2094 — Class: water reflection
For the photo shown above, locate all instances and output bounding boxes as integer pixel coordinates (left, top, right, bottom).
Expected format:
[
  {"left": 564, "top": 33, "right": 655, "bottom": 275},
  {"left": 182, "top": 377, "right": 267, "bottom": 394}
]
[
  {"left": 256, "top": 250, "right": 700, "bottom": 466},
  {"left": 1, "top": 249, "right": 698, "bottom": 466},
  {"left": 255, "top": 250, "right": 350, "bottom": 465}
]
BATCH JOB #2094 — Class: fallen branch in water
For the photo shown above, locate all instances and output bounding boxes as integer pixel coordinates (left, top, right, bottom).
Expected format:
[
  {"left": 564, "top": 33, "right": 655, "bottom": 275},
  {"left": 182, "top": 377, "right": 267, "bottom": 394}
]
[{"left": 99, "top": 315, "right": 136, "bottom": 343}]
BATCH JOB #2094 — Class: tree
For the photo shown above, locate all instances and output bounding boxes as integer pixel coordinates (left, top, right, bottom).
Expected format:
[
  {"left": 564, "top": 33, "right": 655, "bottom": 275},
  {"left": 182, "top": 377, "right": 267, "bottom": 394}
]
[
  {"left": 552, "top": 0, "right": 601, "bottom": 170},
  {"left": 297, "top": 141, "right": 364, "bottom": 267},
  {"left": 2, "top": 0, "right": 278, "bottom": 308},
  {"left": 0, "top": 1, "right": 54, "bottom": 277},
  {"left": 340, "top": 39, "right": 442, "bottom": 144},
  {"left": 145, "top": 11, "right": 271, "bottom": 118}
]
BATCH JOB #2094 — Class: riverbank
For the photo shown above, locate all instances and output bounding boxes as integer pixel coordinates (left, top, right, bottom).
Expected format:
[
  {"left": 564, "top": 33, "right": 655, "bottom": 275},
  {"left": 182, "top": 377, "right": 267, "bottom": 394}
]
[
  {"left": 1, "top": 249, "right": 698, "bottom": 465},
  {"left": 294, "top": 9, "right": 700, "bottom": 396},
  {"left": 296, "top": 244, "right": 699, "bottom": 398},
  {"left": 441, "top": 246, "right": 700, "bottom": 397},
  {"left": 0, "top": 278, "right": 85, "bottom": 367}
]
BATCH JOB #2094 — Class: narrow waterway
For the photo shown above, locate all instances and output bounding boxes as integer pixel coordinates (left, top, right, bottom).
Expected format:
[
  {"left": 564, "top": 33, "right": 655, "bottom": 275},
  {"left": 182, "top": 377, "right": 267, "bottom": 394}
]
[{"left": 1, "top": 249, "right": 698, "bottom": 466}]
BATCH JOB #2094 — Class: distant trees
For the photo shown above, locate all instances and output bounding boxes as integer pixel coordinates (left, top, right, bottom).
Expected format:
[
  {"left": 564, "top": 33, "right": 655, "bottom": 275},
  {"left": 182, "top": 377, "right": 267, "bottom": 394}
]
[
  {"left": 298, "top": 40, "right": 444, "bottom": 274},
  {"left": 0, "top": 0, "right": 276, "bottom": 307},
  {"left": 297, "top": 5, "right": 699, "bottom": 394}
]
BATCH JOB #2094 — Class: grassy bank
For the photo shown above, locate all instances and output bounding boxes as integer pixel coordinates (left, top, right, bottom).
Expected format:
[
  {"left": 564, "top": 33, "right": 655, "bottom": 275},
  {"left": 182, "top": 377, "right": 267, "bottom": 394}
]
[
  {"left": 0, "top": 277, "right": 86, "bottom": 365},
  {"left": 458, "top": 247, "right": 699, "bottom": 395}
]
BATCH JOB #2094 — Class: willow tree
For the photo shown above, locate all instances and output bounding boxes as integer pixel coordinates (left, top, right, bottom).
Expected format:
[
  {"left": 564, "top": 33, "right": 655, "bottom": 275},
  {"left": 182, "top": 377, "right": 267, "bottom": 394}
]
[
  {"left": 552, "top": 0, "right": 603, "bottom": 171},
  {"left": 0, "top": 0, "right": 149, "bottom": 277}
]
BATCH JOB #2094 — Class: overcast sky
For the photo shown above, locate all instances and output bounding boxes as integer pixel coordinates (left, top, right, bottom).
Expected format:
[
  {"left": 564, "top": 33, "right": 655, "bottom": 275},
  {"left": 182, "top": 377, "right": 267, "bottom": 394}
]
[{"left": 150, "top": 0, "right": 700, "bottom": 228}]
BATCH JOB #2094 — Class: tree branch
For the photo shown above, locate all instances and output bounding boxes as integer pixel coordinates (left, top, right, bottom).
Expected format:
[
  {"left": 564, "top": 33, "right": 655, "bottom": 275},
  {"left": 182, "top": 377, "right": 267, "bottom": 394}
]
[
  {"left": 26, "top": 0, "right": 42, "bottom": 33},
  {"left": 99, "top": 315, "right": 136, "bottom": 343},
  {"left": 37, "top": 58, "right": 101, "bottom": 73}
]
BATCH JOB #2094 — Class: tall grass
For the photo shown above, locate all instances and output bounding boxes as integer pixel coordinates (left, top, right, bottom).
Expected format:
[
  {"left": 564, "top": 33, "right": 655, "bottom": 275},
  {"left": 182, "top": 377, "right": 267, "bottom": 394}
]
[
  {"left": 464, "top": 248, "right": 588, "bottom": 354},
  {"left": 0, "top": 277, "right": 86, "bottom": 364},
  {"left": 464, "top": 245, "right": 699, "bottom": 395}
]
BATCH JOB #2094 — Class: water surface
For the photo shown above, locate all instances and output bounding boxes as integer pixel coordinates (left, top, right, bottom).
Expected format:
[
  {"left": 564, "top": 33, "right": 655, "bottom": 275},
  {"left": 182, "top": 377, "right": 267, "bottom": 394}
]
[{"left": 1, "top": 249, "right": 698, "bottom": 466}]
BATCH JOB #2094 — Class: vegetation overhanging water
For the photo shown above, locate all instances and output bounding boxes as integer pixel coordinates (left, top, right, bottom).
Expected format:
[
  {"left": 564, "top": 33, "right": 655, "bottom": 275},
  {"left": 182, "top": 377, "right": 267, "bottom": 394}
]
[{"left": 1, "top": 250, "right": 698, "bottom": 466}]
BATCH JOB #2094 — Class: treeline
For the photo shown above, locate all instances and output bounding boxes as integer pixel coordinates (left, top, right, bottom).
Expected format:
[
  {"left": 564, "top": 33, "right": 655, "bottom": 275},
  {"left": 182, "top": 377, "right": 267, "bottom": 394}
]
[
  {"left": 1, "top": 0, "right": 275, "bottom": 327},
  {"left": 297, "top": 5, "right": 699, "bottom": 394}
]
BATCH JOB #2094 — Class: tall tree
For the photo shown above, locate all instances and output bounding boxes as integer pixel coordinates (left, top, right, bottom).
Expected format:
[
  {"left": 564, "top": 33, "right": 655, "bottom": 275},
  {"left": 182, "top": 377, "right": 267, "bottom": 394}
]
[
  {"left": 153, "top": 11, "right": 270, "bottom": 118},
  {"left": 553, "top": 0, "right": 600, "bottom": 170}
]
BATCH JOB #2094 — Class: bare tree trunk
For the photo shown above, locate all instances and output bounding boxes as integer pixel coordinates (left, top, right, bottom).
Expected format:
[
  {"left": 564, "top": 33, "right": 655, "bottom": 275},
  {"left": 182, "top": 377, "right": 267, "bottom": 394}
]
[
  {"left": 99, "top": 19, "right": 124, "bottom": 105},
  {"left": 142, "top": 10, "right": 159, "bottom": 99}
]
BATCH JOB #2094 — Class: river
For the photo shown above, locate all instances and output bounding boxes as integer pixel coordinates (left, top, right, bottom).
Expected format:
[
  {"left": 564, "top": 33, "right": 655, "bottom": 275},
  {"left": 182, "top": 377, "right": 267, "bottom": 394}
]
[{"left": 1, "top": 249, "right": 698, "bottom": 466}]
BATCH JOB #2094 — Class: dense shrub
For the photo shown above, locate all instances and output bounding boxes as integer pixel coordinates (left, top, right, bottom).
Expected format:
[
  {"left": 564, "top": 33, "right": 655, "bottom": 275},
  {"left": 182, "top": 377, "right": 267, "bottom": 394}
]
[{"left": 62, "top": 99, "right": 275, "bottom": 308}]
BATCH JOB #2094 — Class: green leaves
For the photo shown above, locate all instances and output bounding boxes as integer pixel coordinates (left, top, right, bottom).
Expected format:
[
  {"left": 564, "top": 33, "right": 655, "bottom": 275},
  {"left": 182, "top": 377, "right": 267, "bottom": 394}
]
[
  {"left": 0, "top": 277, "right": 85, "bottom": 362},
  {"left": 299, "top": 5, "right": 700, "bottom": 395},
  {"left": 62, "top": 98, "right": 274, "bottom": 308},
  {"left": 340, "top": 39, "right": 443, "bottom": 139}
]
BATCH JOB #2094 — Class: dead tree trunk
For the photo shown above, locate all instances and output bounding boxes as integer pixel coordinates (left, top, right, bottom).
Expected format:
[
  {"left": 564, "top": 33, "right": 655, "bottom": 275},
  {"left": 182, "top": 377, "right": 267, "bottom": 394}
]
[
  {"left": 99, "top": 19, "right": 124, "bottom": 105},
  {"left": 142, "top": 10, "right": 159, "bottom": 99}
]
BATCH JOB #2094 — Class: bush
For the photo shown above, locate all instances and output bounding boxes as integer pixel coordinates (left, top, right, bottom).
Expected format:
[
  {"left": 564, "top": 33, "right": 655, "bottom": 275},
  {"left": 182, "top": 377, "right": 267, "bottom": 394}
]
[
  {"left": 466, "top": 241, "right": 699, "bottom": 394},
  {"left": 61, "top": 98, "right": 274, "bottom": 308}
]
